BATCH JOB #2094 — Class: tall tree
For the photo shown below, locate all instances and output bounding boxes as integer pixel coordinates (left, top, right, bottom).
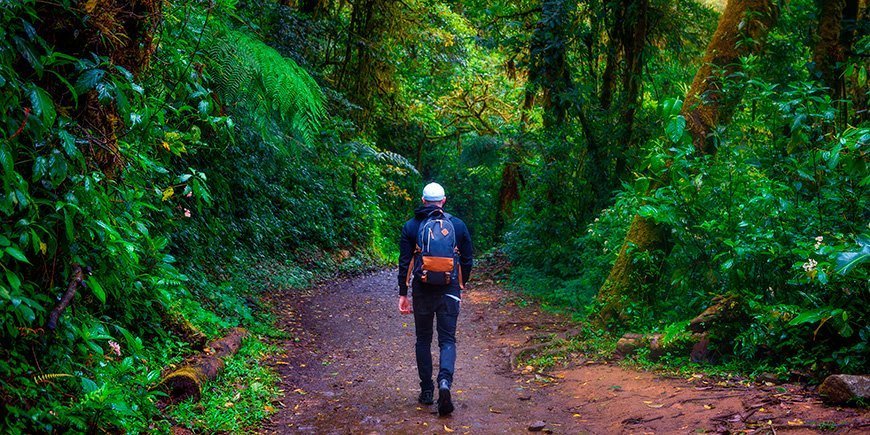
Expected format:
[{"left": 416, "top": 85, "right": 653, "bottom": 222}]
[
  {"left": 336, "top": 0, "right": 398, "bottom": 127},
  {"left": 528, "top": 0, "right": 575, "bottom": 126},
  {"left": 614, "top": 0, "right": 650, "bottom": 177},
  {"left": 595, "top": 0, "right": 780, "bottom": 322},
  {"left": 495, "top": 0, "right": 574, "bottom": 234}
]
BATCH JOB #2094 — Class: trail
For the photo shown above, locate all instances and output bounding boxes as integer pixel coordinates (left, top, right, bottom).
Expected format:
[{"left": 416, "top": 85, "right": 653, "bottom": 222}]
[{"left": 259, "top": 271, "right": 868, "bottom": 434}]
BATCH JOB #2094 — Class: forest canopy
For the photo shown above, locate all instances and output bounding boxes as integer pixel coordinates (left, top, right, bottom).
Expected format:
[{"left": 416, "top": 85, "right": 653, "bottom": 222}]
[{"left": 0, "top": 0, "right": 867, "bottom": 431}]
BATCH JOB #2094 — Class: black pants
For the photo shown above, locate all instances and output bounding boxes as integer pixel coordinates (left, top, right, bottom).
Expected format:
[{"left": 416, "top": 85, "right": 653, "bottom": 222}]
[{"left": 412, "top": 289, "right": 460, "bottom": 391}]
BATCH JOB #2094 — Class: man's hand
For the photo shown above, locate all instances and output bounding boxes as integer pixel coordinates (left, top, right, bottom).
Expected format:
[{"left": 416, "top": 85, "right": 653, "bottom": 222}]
[{"left": 398, "top": 295, "right": 413, "bottom": 314}]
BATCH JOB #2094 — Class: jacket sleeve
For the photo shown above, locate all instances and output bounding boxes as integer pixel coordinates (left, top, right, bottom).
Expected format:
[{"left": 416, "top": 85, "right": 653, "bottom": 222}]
[
  {"left": 454, "top": 218, "right": 474, "bottom": 286},
  {"left": 397, "top": 221, "right": 415, "bottom": 296}
]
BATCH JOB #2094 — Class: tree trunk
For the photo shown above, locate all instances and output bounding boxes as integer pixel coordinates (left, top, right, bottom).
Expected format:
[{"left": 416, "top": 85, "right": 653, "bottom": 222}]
[
  {"left": 159, "top": 328, "right": 249, "bottom": 403},
  {"left": 528, "top": 0, "right": 574, "bottom": 126},
  {"left": 813, "top": 0, "right": 866, "bottom": 124},
  {"left": 599, "top": 0, "right": 618, "bottom": 110},
  {"left": 495, "top": 90, "right": 535, "bottom": 236},
  {"left": 813, "top": 0, "right": 847, "bottom": 94},
  {"left": 683, "top": 0, "right": 780, "bottom": 155},
  {"left": 614, "top": 0, "right": 650, "bottom": 180},
  {"left": 495, "top": 158, "right": 521, "bottom": 236},
  {"left": 595, "top": 0, "right": 780, "bottom": 323},
  {"left": 336, "top": 0, "right": 394, "bottom": 128}
]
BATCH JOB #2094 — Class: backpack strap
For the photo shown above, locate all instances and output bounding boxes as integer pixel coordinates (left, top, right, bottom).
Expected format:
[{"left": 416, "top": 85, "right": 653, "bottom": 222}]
[{"left": 407, "top": 244, "right": 421, "bottom": 288}]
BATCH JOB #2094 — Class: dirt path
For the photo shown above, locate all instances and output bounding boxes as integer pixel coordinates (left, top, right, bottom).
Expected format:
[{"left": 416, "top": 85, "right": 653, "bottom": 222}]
[{"left": 259, "top": 271, "right": 868, "bottom": 434}]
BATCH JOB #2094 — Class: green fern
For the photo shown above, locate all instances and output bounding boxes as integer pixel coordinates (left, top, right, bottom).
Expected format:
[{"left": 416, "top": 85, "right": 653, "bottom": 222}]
[
  {"left": 345, "top": 141, "right": 419, "bottom": 175},
  {"left": 33, "top": 373, "right": 74, "bottom": 384},
  {"left": 204, "top": 28, "right": 325, "bottom": 145}
]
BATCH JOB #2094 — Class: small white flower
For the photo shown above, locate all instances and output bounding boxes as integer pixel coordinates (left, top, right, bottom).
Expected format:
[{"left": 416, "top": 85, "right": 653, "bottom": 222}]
[
  {"left": 802, "top": 258, "right": 818, "bottom": 272},
  {"left": 814, "top": 236, "right": 823, "bottom": 250}
]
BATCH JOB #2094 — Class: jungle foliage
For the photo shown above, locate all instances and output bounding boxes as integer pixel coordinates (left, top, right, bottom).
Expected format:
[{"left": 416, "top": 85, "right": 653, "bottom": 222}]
[{"left": 0, "top": 0, "right": 868, "bottom": 432}]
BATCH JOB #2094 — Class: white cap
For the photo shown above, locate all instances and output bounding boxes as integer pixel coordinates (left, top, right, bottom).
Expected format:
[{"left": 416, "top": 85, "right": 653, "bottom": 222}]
[{"left": 422, "top": 182, "right": 446, "bottom": 201}]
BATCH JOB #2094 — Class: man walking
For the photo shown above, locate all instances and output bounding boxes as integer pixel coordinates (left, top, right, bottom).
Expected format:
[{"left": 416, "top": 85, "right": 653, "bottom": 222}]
[{"left": 398, "top": 182, "right": 473, "bottom": 416}]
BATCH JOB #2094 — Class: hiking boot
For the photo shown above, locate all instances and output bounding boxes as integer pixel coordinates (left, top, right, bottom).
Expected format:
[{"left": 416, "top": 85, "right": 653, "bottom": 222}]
[
  {"left": 418, "top": 389, "right": 434, "bottom": 405},
  {"left": 437, "top": 379, "right": 454, "bottom": 416}
]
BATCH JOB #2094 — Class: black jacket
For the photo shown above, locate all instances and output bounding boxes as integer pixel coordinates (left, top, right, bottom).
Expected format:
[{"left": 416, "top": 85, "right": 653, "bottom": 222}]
[{"left": 398, "top": 204, "right": 473, "bottom": 296}]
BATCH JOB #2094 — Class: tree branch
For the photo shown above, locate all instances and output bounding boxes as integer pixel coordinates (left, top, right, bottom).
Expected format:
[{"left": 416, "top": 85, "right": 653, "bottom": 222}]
[{"left": 46, "top": 265, "right": 86, "bottom": 331}]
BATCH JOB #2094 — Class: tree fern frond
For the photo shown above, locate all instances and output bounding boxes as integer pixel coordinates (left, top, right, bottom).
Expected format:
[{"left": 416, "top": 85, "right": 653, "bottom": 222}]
[
  {"left": 204, "top": 29, "right": 325, "bottom": 145},
  {"left": 345, "top": 142, "right": 419, "bottom": 175}
]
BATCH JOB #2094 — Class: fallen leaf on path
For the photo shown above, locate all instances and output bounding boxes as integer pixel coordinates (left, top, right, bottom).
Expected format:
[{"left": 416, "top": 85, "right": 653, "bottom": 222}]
[
  {"left": 703, "top": 404, "right": 714, "bottom": 409},
  {"left": 787, "top": 419, "right": 804, "bottom": 425},
  {"left": 444, "top": 424, "right": 455, "bottom": 432},
  {"left": 293, "top": 388, "right": 307, "bottom": 395},
  {"left": 489, "top": 407, "right": 502, "bottom": 414},
  {"left": 646, "top": 403, "right": 664, "bottom": 408},
  {"left": 264, "top": 405, "right": 275, "bottom": 413}
]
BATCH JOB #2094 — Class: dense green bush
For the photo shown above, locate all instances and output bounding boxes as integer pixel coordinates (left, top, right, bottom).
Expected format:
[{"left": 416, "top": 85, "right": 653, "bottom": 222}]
[{"left": 0, "top": 0, "right": 412, "bottom": 431}]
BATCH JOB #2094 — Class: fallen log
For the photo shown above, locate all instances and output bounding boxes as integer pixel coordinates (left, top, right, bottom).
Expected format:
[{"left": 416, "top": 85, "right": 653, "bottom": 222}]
[
  {"left": 159, "top": 327, "right": 249, "bottom": 402},
  {"left": 161, "top": 308, "right": 208, "bottom": 351}
]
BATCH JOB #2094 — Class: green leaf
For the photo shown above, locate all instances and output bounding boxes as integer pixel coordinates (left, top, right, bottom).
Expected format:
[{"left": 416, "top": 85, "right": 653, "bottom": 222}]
[
  {"left": 13, "top": 36, "right": 42, "bottom": 74},
  {"left": 836, "top": 237, "right": 870, "bottom": 275},
  {"left": 75, "top": 69, "right": 105, "bottom": 94},
  {"left": 6, "top": 271, "right": 21, "bottom": 291},
  {"left": 666, "top": 115, "right": 686, "bottom": 143},
  {"left": 32, "top": 156, "right": 48, "bottom": 181},
  {"left": 4, "top": 247, "right": 29, "bottom": 264},
  {"left": 88, "top": 276, "right": 106, "bottom": 304},
  {"left": 788, "top": 307, "right": 831, "bottom": 326},
  {"left": 817, "top": 270, "right": 828, "bottom": 284},
  {"left": 48, "top": 151, "right": 68, "bottom": 185},
  {"left": 661, "top": 98, "right": 683, "bottom": 118},
  {"left": 836, "top": 250, "right": 868, "bottom": 275},
  {"left": 28, "top": 85, "right": 56, "bottom": 127},
  {"left": 81, "top": 377, "right": 99, "bottom": 394},
  {"left": 0, "top": 143, "right": 13, "bottom": 175}
]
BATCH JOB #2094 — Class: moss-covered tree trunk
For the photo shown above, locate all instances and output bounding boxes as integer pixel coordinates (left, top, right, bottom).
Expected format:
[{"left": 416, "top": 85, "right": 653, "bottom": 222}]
[
  {"left": 595, "top": 0, "right": 780, "bottom": 323},
  {"left": 35, "top": 0, "right": 162, "bottom": 176}
]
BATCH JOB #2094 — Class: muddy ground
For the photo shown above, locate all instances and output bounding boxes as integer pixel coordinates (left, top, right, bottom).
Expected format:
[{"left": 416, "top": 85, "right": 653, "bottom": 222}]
[{"left": 259, "top": 270, "right": 868, "bottom": 434}]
